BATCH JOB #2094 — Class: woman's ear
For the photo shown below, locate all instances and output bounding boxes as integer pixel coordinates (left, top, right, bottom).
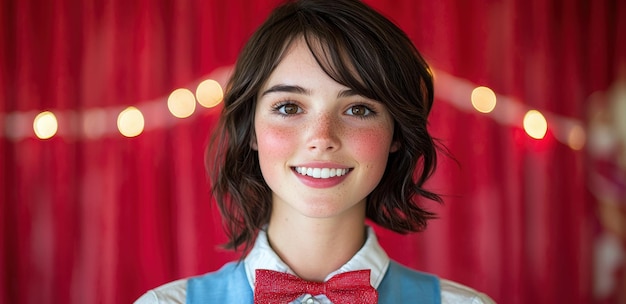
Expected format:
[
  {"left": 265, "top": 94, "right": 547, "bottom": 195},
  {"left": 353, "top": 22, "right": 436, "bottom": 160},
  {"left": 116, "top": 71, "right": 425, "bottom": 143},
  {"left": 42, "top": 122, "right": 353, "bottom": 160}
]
[
  {"left": 390, "top": 140, "right": 400, "bottom": 153},
  {"left": 251, "top": 133, "right": 258, "bottom": 150}
]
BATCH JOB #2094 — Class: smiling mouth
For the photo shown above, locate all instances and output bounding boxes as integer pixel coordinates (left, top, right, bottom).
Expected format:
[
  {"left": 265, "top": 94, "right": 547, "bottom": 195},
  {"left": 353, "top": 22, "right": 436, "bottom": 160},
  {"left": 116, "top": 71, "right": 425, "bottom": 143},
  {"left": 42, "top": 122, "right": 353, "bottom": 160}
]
[{"left": 294, "top": 167, "right": 351, "bottom": 179}]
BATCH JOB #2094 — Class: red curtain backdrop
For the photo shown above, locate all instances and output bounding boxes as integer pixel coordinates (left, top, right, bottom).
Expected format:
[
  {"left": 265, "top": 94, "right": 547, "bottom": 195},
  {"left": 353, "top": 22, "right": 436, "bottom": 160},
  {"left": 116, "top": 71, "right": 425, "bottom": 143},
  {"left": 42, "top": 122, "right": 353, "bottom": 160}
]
[{"left": 1, "top": 0, "right": 625, "bottom": 303}]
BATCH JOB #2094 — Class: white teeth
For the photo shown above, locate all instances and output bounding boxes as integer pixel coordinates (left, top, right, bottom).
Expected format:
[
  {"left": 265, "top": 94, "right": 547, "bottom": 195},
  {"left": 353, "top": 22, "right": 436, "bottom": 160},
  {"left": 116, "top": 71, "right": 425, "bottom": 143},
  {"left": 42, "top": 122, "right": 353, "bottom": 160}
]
[
  {"left": 321, "top": 168, "right": 330, "bottom": 178},
  {"left": 295, "top": 167, "right": 349, "bottom": 179}
]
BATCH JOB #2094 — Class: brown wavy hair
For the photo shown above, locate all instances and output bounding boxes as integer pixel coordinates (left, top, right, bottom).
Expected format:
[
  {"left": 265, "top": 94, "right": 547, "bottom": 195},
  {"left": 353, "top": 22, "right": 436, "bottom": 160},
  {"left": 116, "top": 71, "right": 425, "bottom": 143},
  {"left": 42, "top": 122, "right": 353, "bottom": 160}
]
[{"left": 207, "top": 0, "right": 441, "bottom": 254}]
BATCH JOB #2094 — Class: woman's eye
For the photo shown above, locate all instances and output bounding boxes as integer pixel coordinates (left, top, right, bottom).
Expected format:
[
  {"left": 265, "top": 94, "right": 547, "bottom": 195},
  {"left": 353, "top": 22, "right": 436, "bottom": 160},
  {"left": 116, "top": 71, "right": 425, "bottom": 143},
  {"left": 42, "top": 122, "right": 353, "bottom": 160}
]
[
  {"left": 346, "top": 105, "right": 372, "bottom": 116},
  {"left": 277, "top": 103, "right": 301, "bottom": 115}
]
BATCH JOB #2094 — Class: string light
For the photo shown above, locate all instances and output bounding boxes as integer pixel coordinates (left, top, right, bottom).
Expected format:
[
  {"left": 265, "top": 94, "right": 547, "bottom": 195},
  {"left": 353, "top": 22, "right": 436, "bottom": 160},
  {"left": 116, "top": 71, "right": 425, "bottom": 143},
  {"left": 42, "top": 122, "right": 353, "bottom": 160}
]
[
  {"left": 117, "top": 106, "right": 145, "bottom": 137},
  {"left": 168, "top": 88, "right": 196, "bottom": 118},
  {"left": 471, "top": 86, "right": 497, "bottom": 113},
  {"left": 567, "top": 124, "right": 586, "bottom": 150},
  {"left": 0, "top": 70, "right": 586, "bottom": 151},
  {"left": 523, "top": 110, "right": 548, "bottom": 139},
  {"left": 196, "top": 79, "right": 224, "bottom": 108},
  {"left": 33, "top": 111, "right": 58, "bottom": 139}
]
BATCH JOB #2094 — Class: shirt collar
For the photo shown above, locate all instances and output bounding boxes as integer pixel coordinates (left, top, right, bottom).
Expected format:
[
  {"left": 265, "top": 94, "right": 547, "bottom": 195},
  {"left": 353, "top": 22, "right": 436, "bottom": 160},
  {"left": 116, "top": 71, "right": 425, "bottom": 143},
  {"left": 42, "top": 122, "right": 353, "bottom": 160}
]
[{"left": 243, "top": 226, "right": 390, "bottom": 290}]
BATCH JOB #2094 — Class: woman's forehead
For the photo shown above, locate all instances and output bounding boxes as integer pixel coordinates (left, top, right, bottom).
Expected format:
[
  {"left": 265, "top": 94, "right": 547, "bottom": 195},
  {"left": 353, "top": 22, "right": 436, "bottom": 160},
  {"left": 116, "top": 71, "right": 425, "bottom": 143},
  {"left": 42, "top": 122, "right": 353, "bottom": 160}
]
[{"left": 263, "top": 34, "right": 366, "bottom": 93}]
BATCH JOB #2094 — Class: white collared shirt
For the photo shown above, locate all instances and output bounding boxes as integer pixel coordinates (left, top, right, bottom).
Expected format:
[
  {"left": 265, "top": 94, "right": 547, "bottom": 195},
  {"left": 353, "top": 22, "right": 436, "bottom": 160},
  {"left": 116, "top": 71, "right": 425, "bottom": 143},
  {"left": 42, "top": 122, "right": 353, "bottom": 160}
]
[{"left": 135, "top": 227, "right": 496, "bottom": 304}]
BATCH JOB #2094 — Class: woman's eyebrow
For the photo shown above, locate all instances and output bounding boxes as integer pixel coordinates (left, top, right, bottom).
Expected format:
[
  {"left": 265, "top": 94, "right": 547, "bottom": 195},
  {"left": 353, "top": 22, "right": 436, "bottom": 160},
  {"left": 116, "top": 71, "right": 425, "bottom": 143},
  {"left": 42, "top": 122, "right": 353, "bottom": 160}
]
[
  {"left": 261, "top": 84, "right": 360, "bottom": 100},
  {"left": 337, "top": 89, "right": 358, "bottom": 98},
  {"left": 260, "top": 84, "right": 311, "bottom": 96}
]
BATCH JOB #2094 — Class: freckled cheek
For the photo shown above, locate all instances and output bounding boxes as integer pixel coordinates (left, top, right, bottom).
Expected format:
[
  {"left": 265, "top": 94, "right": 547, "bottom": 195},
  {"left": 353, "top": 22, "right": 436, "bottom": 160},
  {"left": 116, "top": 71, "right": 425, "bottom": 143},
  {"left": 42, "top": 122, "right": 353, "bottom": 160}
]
[
  {"left": 345, "top": 127, "right": 395, "bottom": 163},
  {"left": 255, "top": 122, "right": 298, "bottom": 159}
]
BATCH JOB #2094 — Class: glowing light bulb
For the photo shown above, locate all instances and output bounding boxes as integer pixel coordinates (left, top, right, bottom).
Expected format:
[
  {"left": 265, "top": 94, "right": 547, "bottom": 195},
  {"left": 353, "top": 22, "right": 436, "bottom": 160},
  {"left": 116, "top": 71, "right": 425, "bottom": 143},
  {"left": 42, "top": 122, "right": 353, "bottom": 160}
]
[
  {"left": 168, "top": 88, "right": 196, "bottom": 118},
  {"left": 471, "top": 86, "right": 497, "bottom": 113},
  {"left": 33, "top": 111, "right": 58, "bottom": 139},
  {"left": 195, "top": 79, "right": 223, "bottom": 108},
  {"left": 523, "top": 110, "right": 548, "bottom": 139},
  {"left": 567, "top": 124, "right": 586, "bottom": 150},
  {"left": 117, "top": 106, "right": 144, "bottom": 137}
]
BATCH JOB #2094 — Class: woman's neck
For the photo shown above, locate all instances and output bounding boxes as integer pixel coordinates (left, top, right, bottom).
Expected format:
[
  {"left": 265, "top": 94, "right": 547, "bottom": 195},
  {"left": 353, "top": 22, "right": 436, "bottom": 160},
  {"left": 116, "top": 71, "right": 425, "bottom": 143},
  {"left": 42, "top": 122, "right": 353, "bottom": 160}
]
[{"left": 266, "top": 205, "right": 367, "bottom": 282}]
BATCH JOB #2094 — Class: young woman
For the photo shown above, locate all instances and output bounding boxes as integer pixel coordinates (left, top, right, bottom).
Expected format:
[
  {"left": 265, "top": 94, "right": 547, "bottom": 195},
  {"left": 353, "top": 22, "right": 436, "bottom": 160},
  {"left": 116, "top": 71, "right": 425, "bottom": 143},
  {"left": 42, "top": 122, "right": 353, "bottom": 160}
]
[{"left": 136, "top": 0, "right": 494, "bottom": 303}]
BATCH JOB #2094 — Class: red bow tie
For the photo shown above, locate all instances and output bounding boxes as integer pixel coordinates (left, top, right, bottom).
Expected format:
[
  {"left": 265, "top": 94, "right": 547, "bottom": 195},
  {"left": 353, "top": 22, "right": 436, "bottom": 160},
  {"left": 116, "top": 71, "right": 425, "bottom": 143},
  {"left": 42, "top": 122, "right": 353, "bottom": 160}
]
[{"left": 254, "top": 269, "right": 378, "bottom": 304}]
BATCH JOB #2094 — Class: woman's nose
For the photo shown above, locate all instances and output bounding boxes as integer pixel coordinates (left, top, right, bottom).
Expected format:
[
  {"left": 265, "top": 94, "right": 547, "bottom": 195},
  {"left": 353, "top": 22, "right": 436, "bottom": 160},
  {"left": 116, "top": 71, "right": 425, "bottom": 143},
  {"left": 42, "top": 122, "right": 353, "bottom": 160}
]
[{"left": 306, "top": 113, "right": 341, "bottom": 152}]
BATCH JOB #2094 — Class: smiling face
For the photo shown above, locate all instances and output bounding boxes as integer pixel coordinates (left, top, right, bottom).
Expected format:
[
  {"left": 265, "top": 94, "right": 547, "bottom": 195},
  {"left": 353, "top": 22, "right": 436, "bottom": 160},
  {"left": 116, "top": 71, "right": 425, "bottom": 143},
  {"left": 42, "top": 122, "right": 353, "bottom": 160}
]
[{"left": 253, "top": 38, "right": 398, "bottom": 220}]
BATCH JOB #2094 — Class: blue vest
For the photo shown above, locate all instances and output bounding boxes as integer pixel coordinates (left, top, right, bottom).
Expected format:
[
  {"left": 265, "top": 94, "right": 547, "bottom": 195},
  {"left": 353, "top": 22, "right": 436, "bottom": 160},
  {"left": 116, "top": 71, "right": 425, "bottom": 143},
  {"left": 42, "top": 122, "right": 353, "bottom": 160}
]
[{"left": 187, "top": 261, "right": 440, "bottom": 303}]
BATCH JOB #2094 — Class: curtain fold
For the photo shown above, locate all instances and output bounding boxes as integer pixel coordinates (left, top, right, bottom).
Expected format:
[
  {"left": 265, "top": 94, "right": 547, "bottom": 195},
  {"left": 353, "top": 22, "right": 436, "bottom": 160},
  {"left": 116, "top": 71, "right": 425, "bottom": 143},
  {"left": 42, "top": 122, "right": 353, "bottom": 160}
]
[{"left": 1, "top": 0, "right": 624, "bottom": 303}]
